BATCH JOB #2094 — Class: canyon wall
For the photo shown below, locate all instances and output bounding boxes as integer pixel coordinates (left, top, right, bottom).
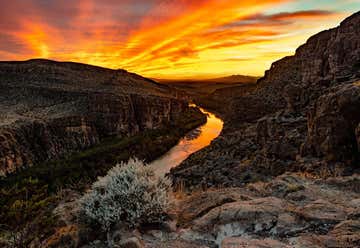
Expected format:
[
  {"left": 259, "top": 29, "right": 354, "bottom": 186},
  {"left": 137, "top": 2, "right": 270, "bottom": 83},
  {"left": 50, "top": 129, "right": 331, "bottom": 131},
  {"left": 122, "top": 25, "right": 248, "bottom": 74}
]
[
  {"left": 172, "top": 11, "right": 360, "bottom": 189},
  {"left": 230, "top": 11, "right": 360, "bottom": 122},
  {"left": 0, "top": 60, "right": 189, "bottom": 176}
]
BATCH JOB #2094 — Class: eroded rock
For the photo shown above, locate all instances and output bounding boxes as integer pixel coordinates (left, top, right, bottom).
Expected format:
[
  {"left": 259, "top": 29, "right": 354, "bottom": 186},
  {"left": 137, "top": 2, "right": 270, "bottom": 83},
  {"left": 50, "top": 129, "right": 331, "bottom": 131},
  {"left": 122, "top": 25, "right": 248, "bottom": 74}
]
[
  {"left": 302, "top": 84, "right": 360, "bottom": 164},
  {"left": 0, "top": 60, "right": 193, "bottom": 175}
]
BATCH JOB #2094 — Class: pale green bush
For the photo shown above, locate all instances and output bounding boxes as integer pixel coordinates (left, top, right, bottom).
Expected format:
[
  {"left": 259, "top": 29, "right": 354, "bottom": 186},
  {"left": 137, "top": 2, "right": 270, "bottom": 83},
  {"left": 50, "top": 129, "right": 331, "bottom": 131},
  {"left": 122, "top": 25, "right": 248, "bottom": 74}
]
[{"left": 79, "top": 158, "right": 170, "bottom": 231}]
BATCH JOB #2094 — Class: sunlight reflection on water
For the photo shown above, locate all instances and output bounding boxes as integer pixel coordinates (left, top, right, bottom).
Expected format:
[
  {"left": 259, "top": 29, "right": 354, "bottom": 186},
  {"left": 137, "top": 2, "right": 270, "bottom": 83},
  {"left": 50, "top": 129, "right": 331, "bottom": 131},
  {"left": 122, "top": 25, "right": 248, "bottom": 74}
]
[{"left": 149, "top": 105, "right": 223, "bottom": 177}]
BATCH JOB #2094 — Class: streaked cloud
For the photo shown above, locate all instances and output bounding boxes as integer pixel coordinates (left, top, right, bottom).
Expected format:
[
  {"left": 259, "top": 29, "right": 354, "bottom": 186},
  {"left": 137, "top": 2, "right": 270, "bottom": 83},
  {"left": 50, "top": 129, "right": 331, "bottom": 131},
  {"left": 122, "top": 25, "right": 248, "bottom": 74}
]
[{"left": 0, "top": 0, "right": 358, "bottom": 78}]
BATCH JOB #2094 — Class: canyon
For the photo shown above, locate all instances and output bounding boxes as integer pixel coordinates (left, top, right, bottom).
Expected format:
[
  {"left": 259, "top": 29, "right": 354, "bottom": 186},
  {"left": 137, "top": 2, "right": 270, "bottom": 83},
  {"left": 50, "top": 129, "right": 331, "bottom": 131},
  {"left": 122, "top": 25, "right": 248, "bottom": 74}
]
[
  {"left": 171, "top": 11, "right": 360, "bottom": 189},
  {"left": 0, "top": 10, "right": 359, "bottom": 248},
  {"left": 154, "top": 11, "right": 360, "bottom": 248},
  {"left": 0, "top": 59, "right": 204, "bottom": 176}
]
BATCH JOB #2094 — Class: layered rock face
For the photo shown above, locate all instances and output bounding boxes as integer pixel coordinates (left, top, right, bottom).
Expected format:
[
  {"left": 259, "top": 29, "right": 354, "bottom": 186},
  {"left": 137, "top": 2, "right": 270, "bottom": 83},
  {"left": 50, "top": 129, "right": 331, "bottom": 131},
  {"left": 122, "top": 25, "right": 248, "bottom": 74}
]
[
  {"left": 0, "top": 60, "right": 188, "bottom": 176},
  {"left": 302, "top": 84, "right": 360, "bottom": 163},
  {"left": 171, "top": 11, "right": 360, "bottom": 189}
]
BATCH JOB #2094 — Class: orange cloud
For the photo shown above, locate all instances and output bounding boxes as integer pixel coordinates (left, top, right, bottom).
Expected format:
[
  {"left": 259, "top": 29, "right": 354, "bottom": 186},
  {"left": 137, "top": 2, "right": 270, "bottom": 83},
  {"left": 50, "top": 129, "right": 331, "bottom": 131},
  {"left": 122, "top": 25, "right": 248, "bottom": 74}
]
[
  {"left": 0, "top": 1, "right": 354, "bottom": 79},
  {"left": 120, "top": 0, "right": 286, "bottom": 65},
  {"left": 269, "top": 10, "right": 338, "bottom": 20}
]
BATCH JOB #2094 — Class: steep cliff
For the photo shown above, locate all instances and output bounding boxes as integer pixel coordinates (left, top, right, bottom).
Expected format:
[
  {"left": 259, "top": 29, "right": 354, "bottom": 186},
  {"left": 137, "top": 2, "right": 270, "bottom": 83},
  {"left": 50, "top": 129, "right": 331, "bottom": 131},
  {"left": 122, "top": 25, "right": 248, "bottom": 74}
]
[
  {"left": 230, "top": 10, "right": 360, "bottom": 122},
  {"left": 171, "top": 11, "right": 360, "bottom": 189},
  {"left": 0, "top": 59, "right": 192, "bottom": 175}
]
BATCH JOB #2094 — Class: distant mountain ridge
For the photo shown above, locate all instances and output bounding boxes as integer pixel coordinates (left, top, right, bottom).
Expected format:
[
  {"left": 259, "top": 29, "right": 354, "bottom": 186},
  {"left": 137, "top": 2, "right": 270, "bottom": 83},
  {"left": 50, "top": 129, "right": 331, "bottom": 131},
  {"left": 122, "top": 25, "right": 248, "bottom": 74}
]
[
  {"left": 156, "top": 74, "right": 258, "bottom": 84},
  {"left": 156, "top": 74, "right": 258, "bottom": 97},
  {"left": 204, "top": 75, "right": 259, "bottom": 83}
]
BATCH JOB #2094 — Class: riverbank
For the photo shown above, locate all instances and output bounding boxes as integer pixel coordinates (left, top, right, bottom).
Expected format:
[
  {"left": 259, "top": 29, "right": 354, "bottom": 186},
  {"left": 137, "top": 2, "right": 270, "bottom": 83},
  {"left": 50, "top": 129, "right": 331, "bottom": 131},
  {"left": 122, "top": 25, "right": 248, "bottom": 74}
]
[
  {"left": 0, "top": 106, "right": 206, "bottom": 247},
  {"left": 150, "top": 106, "right": 223, "bottom": 177}
]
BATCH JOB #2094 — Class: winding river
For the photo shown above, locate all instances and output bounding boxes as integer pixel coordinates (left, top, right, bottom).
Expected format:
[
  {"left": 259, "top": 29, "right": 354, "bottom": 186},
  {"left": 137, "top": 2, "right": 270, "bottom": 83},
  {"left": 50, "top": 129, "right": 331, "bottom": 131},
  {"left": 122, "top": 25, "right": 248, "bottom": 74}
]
[{"left": 149, "top": 104, "right": 223, "bottom": 176}]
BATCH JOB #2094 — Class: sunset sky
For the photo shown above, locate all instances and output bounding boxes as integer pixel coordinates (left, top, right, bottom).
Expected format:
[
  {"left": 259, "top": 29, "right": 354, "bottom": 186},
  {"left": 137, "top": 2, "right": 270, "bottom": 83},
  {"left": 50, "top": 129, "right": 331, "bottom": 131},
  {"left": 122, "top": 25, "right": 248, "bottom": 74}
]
[{"left": 0, "top": 0, "right": 359, "bottom": 79}]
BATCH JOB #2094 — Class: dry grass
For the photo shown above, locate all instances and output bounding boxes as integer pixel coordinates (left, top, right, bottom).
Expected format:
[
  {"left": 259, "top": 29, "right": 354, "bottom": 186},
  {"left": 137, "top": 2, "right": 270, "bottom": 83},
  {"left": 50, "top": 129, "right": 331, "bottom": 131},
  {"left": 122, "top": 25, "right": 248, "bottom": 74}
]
[
  {"left": 293, "top": 171, "right": 319, "bottom": 179},
  {"left": 172, "top": 181, "right": 208, "bottom": 201},
  {"left": 291, "top": 163, "right": 346, "bottom": 180},
  {"left": 318, "top": 164, "right": 346, "bottom": 178},
  {"left": 42, "top": 225, "right": 78, "bottom": 248}
]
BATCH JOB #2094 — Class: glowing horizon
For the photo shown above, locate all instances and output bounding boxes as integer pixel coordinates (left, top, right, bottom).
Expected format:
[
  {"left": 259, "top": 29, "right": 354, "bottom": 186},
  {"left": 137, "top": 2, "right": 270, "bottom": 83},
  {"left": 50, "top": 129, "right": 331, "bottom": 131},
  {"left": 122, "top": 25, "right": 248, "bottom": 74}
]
[{"left": 0, "top": 1, "right": 359, "bottom": 79}]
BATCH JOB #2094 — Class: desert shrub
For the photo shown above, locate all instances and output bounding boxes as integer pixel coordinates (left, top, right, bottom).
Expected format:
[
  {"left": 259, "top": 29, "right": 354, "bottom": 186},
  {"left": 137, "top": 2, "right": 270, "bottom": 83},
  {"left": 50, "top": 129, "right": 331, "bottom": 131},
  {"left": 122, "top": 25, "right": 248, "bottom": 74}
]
[{"left": 79, "top": 158, "right": 170, "bottom": 231}]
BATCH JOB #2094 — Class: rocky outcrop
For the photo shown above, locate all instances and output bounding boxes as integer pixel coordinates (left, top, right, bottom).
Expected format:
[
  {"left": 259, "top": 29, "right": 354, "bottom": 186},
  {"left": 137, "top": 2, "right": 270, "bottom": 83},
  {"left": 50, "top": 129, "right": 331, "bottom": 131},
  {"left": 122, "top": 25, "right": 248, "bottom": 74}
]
[
  {"left": 175, "top": 173, "right": 360, "bottom": 247},
  {"left": 42, "top": 173, "right": 360, "bottom": 247},
  {"left": 0, "top": 59, "right": 191, "bottom": 175},
  {"left": 171, "top": 11, "right": 360, "bottom": 189},
  {"left": 290, "top": 220, "right": 360, "bottom": 248},
  {"left": 302, "top": 84, "right": 360, "bottom": 163}
]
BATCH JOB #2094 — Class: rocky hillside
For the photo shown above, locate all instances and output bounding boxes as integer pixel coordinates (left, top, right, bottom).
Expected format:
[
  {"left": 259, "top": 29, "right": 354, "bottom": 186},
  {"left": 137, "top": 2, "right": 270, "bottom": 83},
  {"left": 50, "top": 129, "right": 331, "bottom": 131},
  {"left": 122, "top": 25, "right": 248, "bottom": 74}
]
[
  {"left": 195, "top": 82, "right": 257, "bottom": 115},
  {"left": 0, "top": 59, "right": 194, "bottom": 176},
  {"left": 171, "top": 11, "right": 360, "bottom": 189}
]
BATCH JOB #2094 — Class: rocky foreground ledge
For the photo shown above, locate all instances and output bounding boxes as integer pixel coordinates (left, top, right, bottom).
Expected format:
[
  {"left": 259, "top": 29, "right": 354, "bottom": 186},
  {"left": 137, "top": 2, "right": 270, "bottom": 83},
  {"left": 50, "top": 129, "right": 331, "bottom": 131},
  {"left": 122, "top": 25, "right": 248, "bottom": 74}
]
[
  {"left": 0, "top": 59, "right": 199, "bottom": 175},
  {"left": 41, "top": 172, "right": 359, "bottom": 247}
]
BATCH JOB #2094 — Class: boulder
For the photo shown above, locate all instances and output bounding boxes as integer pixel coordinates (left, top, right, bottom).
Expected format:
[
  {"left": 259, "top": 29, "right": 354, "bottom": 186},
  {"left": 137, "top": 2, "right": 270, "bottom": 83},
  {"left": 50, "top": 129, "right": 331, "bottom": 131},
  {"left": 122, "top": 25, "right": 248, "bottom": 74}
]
[
  {"left": 176, "top": 189, "right": 251, "bottom": 227},
  {"left": 191, "top": 197, "right": 290, "bottom": 244},
  {"left": 296, "top": 199, "right": 348, "bottom": 225}
]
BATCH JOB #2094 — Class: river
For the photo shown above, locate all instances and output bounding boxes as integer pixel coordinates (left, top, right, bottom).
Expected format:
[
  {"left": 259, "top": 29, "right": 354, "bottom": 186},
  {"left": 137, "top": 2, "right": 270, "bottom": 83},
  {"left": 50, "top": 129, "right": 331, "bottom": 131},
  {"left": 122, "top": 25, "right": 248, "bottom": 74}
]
[{"left": 149, "top": 104, "right": 223, "bottom": 176}]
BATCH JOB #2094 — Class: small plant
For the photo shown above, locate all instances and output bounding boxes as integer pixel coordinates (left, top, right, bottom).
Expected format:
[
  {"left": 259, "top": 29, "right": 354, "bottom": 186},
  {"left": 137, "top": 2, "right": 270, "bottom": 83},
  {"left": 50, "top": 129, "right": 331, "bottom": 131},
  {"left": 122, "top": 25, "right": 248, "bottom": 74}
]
[
  {"left": 285, "top": 184, "right": 305, "bottom": 194},
  {"left": 79, "top": 158, "right": 170, "bottom": 232}
]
